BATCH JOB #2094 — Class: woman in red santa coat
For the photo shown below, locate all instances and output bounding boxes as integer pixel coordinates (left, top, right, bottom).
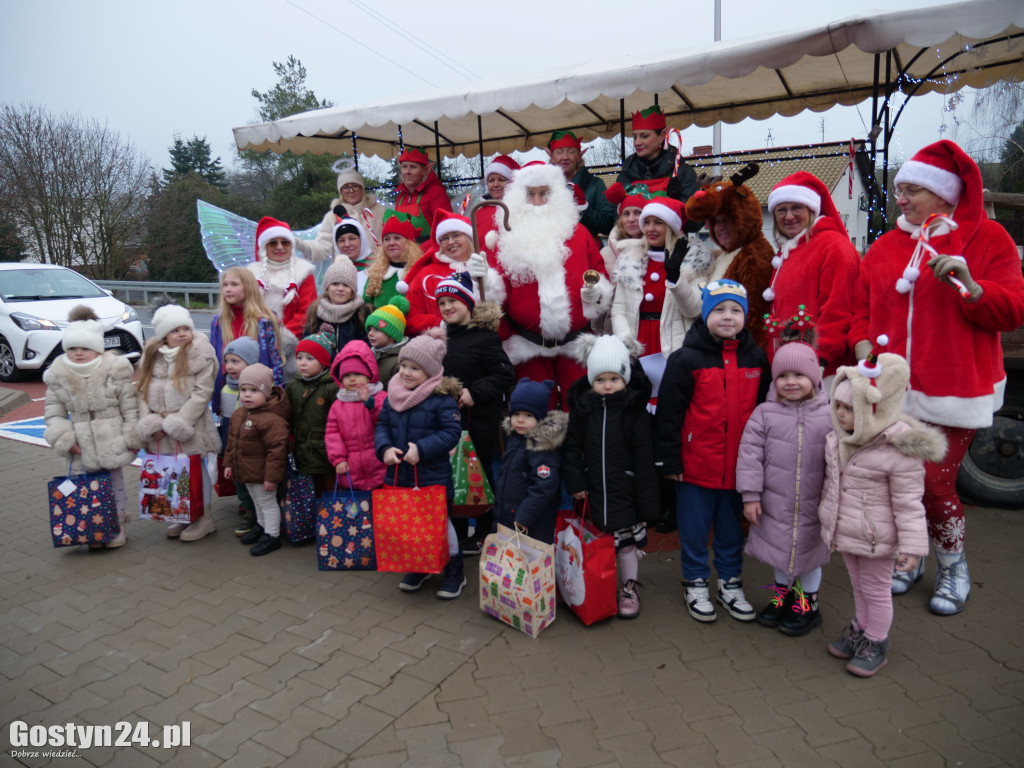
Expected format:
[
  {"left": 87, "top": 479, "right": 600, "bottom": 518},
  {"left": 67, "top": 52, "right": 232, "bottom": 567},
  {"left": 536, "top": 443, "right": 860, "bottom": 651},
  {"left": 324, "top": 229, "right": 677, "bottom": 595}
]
[
  {"left": 764, "top": 172, "right": 860, "bottom": 378},
  {"left": 247, "top": 216, "right": 319, "bottom": 343},
  {"left": 468, "top": 163, "right": 612, "bottom": 409},
  {"left": 850, "top": 139, "right": 1024, "bottom": 616}
]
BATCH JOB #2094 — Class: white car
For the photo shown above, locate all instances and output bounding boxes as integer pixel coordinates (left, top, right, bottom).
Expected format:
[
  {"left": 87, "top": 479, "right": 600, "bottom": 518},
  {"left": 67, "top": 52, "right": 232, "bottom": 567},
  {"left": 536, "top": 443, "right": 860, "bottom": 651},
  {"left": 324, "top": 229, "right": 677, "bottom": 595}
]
[{"left": 0, "top": 263, "right": 145, "bottom": 382}]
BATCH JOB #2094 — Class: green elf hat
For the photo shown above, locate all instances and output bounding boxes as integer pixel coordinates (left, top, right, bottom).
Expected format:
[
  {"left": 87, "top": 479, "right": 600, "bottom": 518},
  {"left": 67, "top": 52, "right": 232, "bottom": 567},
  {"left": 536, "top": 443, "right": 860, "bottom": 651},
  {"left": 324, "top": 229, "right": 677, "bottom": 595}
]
[
  {"left": 398, "top": 146, "right": 431, "bottom": 165},
  {"left": 547, "top": 130, "right": 582, "bottom": 151},
  {"left": 381, "top": 210, "right": 420, "bottom": 241},
  {"left": 631, "top": 105, "right": 666, "bottom": 132}
]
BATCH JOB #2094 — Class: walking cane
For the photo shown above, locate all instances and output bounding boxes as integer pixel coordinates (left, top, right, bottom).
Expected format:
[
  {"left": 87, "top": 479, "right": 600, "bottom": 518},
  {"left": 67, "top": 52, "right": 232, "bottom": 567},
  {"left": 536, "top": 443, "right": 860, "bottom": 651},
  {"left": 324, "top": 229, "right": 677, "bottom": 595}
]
[{"left": 468, "top": 200, "right": 510, "bottom": 303}]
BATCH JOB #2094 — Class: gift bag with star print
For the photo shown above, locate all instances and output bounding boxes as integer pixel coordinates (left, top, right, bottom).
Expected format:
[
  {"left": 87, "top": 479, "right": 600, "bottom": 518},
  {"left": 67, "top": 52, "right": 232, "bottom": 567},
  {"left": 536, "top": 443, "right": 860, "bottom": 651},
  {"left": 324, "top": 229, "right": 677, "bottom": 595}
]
[
  {"left": 316, "top": 481, "right": 376, "bottom": 571},
  {"left": 48, "top": 465, "right": 119, "bottom": 548},
  {"left": 373, "top": 472, "right": 449, "bottom": 574},
  {"left": 281, "top": 454, "right": 317, "bottom": 543}
]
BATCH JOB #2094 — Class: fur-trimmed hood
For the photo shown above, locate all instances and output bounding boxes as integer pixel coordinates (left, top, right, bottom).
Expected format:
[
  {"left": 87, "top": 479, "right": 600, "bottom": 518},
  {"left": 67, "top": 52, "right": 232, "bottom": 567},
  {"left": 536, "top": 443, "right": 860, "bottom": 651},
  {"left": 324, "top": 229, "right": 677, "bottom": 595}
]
[
  {"left": 502, "top": 410, "right": 568, "bottom": 452},
  {"left": 466, "top": 301, "right": 503, "bottom": 332},
  {"left": 881, "top": 417, "right": 948, "bottom": 463}
]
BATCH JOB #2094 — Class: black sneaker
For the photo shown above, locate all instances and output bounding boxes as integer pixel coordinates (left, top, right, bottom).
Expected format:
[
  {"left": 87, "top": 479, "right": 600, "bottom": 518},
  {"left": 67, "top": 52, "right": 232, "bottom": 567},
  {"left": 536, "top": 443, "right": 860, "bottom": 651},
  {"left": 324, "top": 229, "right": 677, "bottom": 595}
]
[
  {"left": 399, "top": 573, "right": 430, "bottom": 592},
  {"left": 459, "top": 531, "right": 486, "bottom": 557},
  {"left": 437, "top": 554, "right": 466, "bottom": 600},
  {"left": 249, "top": 533, "right": 281, "bottom": 556},
  {"left": 240, "top": 523, "right": 264, "bottom": 545},
  {"left": 756, "top": 584, "right": 794, "bottom": 628},
  {"left": 778, "top": 588, "right": 823, "bottom": 637}
]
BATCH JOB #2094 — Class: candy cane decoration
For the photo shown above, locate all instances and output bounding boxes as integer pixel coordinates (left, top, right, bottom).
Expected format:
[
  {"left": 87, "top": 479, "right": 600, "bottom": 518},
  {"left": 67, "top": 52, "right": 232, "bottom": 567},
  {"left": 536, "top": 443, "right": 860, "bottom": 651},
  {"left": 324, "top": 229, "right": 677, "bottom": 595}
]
[
  {"left": 459, "top": 192, "right": 472, "bottom": 215},
  {"left": 361, "top": 208, "right": 379, "bottom": 247},
  {"left": 664, "top": 128, "right": 684, "bottom": 178}
]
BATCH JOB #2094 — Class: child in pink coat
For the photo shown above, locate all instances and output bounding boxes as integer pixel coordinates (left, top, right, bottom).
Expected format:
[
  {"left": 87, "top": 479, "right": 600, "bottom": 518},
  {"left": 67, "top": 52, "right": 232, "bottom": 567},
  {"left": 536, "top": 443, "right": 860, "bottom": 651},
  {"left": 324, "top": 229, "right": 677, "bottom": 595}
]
[
  {"left": 325, "top": 340, "right": 388, "bottom": 491},
  {"left": 819, "top": 351, "right": 946, "bottom": 677}
]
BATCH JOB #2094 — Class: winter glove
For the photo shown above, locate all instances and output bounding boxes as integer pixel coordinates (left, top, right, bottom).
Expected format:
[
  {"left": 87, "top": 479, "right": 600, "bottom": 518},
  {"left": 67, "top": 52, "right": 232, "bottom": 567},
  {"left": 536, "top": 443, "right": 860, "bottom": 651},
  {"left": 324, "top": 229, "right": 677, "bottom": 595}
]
[
  {"left": 927, "top": 254, "right": 982, "bottom": 301},
  {"left": 467, "top": 252, "right": 489, "bottom": 280},
  {"left": 665, "top": 239, "right": 689, "bottom": 284},
  {"left": 666, "top": 176, "right": 682, "bottom": 200},
  {"left": 580, "top": 283, "right": 600, "bottom": 303}
]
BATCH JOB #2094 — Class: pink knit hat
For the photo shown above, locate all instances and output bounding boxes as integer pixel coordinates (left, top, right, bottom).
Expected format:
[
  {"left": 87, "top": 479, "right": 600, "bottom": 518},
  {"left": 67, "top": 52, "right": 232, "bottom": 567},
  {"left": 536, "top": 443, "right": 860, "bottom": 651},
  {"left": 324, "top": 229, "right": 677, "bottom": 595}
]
[
  {"left": 399, "top": 328, "right": 446, "bottom": 378},
  {"left": 771, "top": 341, "right": 821, "bottom": 390}
]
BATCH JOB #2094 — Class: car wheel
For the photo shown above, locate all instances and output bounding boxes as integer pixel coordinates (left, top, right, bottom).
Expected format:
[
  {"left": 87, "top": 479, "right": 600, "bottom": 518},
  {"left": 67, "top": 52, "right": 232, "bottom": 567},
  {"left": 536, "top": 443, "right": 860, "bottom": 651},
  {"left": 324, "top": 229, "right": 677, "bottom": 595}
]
[
  {"left": 957, "top": 404, "right": 1024, "bottom": 509},
  {"left": 0, "top": 334, "right": 26, "bottom": 382}
]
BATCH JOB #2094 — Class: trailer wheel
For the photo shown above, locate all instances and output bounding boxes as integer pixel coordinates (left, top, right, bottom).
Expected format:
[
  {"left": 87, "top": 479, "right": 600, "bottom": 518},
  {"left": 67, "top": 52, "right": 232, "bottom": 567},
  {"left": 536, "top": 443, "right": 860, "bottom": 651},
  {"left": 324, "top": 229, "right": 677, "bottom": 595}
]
[{"left": 957, "top": 403, "right": 1024, "bottom": 509}]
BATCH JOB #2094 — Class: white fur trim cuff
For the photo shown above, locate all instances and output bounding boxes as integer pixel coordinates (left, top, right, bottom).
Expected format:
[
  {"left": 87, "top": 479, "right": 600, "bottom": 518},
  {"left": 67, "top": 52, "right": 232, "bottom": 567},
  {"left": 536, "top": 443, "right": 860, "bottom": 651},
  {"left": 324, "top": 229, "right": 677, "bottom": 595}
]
[
  {"left": 767, "top": 185, "right": 821, "bottom": 215},
  {"left": 257, "top": 225, "right": 296, "bottom": 251},
  {"left": 484, "top": 161, "right": 515, "bottom": 181},
  {"left": 894, "top": 160, "right": 963, "bottom": 205}
]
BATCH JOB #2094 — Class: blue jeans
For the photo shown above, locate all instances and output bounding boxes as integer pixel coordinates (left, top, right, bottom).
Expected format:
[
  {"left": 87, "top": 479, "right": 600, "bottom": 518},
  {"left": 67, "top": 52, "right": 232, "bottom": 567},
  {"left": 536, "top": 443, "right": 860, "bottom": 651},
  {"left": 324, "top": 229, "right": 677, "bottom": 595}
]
[{"left": 676, "top": 482, "right": 744, "bottom": 582}]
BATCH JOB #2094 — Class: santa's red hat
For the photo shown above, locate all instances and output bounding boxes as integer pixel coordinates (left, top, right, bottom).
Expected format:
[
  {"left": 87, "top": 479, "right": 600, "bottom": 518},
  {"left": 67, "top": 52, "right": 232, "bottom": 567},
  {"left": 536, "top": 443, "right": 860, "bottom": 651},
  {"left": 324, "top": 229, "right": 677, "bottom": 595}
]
[
  {"left": 639, "top": 197, "right": 685, "bottom": 237},
  {"left": 894, "top": 140, "right": 983, "bottom": 239},
  {"left": 632, "top": 105, "right": 666, "bottom": 132},
  {"left": 382, "top": 213, "right": 419, "bottom": 242},
  {"left": 767, "top": 171, "right": 846, "bottom": 235},
  {"left": 255, "top": 216, "right": 295, "bottom": 259},
  {"left": 484, "top": 154, "right": 520, "bottom": 181},
  {"left": 547, "top": 130, "right": 582, "bottom": 151},
  {"left": 432, "top": 209, "right": 473, "bottom": 244},
  {"left": 398, "top": 146, "right": 430, "bottom": 165}
]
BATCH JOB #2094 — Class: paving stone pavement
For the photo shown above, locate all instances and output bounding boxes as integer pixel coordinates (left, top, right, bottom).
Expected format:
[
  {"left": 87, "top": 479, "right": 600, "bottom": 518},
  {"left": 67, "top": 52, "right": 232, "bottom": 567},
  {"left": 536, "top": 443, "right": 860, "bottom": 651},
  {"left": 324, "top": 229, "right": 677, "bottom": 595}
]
[{"left": 2, "top": 438, "right": 1023, "bottom": 767}]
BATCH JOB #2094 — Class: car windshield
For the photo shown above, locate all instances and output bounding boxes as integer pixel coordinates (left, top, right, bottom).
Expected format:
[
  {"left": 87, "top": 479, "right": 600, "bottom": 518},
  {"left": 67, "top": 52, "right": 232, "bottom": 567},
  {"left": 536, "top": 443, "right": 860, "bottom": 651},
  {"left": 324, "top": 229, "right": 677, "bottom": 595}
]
[{"left": 1, "top": 268, "right": 107, "bottom": 302}]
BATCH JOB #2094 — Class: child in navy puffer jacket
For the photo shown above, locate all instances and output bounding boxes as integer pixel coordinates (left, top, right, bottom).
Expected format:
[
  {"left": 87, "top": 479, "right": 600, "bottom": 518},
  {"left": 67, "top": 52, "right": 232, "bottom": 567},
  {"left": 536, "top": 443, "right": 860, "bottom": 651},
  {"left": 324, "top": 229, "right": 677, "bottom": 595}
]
[{"left": 375, "top": 329, "right": 464, "bottom": 599}]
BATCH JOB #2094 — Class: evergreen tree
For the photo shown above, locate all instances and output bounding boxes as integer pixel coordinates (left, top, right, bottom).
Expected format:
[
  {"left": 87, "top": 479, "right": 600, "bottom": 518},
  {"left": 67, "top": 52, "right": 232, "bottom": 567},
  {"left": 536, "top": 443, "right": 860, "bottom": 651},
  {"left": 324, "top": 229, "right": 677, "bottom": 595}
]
[
  {"left": 162, "top": 135, "right": 225, "bottom": 190},
  {"left": 144, "top": 175, "right": 223, "bottom": 284},
  {"left": 0, "top": 220, "right": 26, "bottom": 262}
]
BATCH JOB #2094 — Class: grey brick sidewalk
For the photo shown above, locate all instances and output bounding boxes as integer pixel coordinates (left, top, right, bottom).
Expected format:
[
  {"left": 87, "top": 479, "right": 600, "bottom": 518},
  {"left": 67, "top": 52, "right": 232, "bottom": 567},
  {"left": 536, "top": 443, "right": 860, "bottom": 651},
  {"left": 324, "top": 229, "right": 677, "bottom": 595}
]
[{"left": 2, "top": 438, "right": 1022, "bottom": 767}]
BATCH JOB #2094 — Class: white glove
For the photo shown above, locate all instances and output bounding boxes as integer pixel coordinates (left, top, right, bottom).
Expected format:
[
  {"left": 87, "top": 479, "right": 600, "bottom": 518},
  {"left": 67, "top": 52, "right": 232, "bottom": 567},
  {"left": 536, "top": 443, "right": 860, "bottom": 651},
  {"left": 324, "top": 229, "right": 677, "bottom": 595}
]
[
  {"left": 580, "top": 284, "right": 600, "bottom": 303},
  {"left": 467, "top": 252, "right": 489, "bottom": 280}
]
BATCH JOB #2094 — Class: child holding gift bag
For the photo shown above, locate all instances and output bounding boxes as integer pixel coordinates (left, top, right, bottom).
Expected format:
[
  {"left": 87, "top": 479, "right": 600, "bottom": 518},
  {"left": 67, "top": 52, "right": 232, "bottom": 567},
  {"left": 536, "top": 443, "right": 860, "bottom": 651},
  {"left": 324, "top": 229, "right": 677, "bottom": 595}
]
[
  {"left": 43, "top": 306, "right": 140, "bottom": 549},
  {"left": 326, "top": 340, "right": 388, "bottom": 491},
  {"left": 563, "top": 336, "right": 660, "bottom": 618},
  {"left": 135, "top": 303, "right": 221, "bottom": 541},
  {"left": 374, "top": 329, "right": 464, "bottom": 598}
]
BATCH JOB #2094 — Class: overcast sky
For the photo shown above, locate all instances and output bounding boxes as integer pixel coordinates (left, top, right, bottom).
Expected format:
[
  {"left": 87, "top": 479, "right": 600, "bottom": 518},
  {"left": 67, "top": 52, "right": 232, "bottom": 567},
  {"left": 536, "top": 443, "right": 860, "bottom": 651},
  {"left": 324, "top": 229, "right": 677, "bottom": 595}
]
[{"left": 0, "top": 0, "right": 998, "bottom": 174}]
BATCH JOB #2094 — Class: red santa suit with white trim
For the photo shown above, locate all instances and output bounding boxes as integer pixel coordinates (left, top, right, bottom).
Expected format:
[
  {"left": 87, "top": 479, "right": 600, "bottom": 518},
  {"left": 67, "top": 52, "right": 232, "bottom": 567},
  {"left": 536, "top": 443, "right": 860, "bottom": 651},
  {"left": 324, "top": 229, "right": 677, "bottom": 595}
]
[{"left": 475, "top": 163, "right": 612, "bottom": 409}]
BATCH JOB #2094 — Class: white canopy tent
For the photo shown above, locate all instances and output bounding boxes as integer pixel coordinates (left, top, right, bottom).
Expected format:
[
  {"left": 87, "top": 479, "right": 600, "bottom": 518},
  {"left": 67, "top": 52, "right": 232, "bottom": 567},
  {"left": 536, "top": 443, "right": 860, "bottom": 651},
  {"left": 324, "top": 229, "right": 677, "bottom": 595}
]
[{"left": 233, "top": 0, "right": 1024, "bottom": 164}]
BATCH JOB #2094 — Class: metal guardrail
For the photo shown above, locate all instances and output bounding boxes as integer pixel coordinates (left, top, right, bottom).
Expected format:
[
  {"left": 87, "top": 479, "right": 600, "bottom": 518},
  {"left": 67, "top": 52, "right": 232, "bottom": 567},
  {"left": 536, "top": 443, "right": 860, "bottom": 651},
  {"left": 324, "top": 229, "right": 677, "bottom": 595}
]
[{"left": 94, "top": 281, "right": 220, "bottom": 307}]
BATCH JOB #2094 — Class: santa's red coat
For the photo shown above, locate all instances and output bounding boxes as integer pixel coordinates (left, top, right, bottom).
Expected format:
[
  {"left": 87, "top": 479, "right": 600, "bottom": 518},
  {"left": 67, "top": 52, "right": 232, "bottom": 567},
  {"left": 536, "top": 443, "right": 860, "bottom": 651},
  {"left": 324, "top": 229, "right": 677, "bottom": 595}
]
[
  {"left": 850, "top": 216, "right": 1024, "bottom": 428},
  {"left": 403, "top": 247, "right": 468, "bottom": 337},
  {"left": 767, "top": 218, "right": 860, "bottom": 375}
]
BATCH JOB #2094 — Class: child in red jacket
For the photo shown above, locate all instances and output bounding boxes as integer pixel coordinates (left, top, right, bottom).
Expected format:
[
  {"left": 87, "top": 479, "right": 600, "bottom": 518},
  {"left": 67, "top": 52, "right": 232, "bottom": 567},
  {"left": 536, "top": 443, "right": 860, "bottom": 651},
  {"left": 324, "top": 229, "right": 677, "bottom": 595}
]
[{"left": 654, "top": 280, "right": 770, "bottom": 624}]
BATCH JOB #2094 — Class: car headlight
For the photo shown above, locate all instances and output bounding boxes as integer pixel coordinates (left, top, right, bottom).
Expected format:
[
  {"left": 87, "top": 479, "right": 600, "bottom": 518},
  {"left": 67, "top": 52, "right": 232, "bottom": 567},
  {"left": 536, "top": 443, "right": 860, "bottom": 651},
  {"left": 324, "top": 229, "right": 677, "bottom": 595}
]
[
  {"left": 10, "top": 312, "right": 61, "bottom": 331},
  {"left": 121, "top": 307, "right": 139, "bottom": 323}
]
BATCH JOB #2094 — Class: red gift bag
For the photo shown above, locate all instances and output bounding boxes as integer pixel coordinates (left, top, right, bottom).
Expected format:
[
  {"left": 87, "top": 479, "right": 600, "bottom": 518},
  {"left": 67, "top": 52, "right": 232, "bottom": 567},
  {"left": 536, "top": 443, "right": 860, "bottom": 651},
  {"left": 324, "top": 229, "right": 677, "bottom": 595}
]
[
  {"left": 554, "top": 502, "right": 617, "bottom": 625},
  {"left": 372, "top": 470, "right": 449, "bottom": 574}
]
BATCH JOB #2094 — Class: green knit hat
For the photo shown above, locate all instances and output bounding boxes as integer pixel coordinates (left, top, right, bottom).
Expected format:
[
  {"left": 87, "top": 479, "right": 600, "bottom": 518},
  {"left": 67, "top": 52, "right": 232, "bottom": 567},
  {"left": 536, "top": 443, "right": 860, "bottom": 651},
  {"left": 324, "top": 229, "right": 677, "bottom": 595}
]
[{"left": 365, "top": 296, "right": 410, "bottom": 343}]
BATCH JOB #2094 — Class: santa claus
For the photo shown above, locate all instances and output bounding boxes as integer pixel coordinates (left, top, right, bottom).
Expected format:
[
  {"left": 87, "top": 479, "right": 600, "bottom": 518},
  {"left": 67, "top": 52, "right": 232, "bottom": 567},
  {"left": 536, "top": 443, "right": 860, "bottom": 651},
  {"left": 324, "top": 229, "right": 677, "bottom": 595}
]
[{"left": 469, "top": 163, "right": 612, "bottom": 408}]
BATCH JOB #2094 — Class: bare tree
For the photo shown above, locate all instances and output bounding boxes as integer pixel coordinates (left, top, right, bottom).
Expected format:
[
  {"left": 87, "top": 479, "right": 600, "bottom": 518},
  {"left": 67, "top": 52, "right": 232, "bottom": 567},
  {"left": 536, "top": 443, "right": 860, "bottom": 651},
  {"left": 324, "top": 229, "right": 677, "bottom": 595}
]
[{"left": 0, "top": 103, "right": 151, "bottom": 278}]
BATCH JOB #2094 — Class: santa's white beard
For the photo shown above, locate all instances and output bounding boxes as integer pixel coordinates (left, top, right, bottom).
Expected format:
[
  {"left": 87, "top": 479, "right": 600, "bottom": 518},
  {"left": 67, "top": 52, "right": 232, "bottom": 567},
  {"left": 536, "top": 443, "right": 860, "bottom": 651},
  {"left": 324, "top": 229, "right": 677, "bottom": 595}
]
[{"left": 497, "top": 199, "right": 576, "bottom": 285}]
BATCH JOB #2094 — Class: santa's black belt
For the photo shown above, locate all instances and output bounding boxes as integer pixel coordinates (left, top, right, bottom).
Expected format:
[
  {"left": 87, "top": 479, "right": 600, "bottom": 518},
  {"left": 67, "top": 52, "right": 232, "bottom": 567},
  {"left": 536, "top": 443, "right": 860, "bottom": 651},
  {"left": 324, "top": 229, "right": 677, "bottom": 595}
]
[
  {"left": 506, "top": 316, "right": 590, "bottom": 349},
  {"left": 639, "top": 312, "right": 661, "bottom": 320}
]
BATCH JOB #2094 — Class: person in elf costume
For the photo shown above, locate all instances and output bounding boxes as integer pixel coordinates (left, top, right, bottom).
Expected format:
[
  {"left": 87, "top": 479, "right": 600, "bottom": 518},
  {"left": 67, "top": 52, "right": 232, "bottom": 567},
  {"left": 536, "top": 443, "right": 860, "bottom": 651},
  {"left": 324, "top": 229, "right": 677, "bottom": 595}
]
[
  {"left": 546, "top": 130, "right": 617, "bottom": 241},
  {"left": 392, "top": 146, "right": 453, "bottom": 244},
  {"left": 615, "top": 105, "right": 699, "bottom": 204},
  {"left": 467, "top": 162, "right": 612, "bottom": 410},
  {"left": 850, "top": 139, "right": 1024, "bottom": 616},
  {"left": 362, "top": 213, "right": 424, "bottom": 310}
]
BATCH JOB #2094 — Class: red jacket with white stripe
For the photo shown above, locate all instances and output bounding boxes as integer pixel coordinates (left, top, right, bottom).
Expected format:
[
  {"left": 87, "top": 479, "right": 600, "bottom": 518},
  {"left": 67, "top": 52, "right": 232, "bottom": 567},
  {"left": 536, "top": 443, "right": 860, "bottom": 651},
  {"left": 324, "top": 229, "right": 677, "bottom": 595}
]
[{"left": 654, "top": 321, "right": 771, "bottom": 489}]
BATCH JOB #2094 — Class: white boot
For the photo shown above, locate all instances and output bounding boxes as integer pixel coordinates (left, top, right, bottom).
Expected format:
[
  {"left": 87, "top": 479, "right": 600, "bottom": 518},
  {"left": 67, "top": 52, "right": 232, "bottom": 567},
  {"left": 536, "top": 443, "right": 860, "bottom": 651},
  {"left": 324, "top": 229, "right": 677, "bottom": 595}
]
[
  {"left": 930, "top": 551, "right": 969, "bottom": 615},
  {"left": 180, "top": 510, "right": 217, "bottom": 542},
  {"left": 106, "top": 510, "right": 130, "bottom": 549}
]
